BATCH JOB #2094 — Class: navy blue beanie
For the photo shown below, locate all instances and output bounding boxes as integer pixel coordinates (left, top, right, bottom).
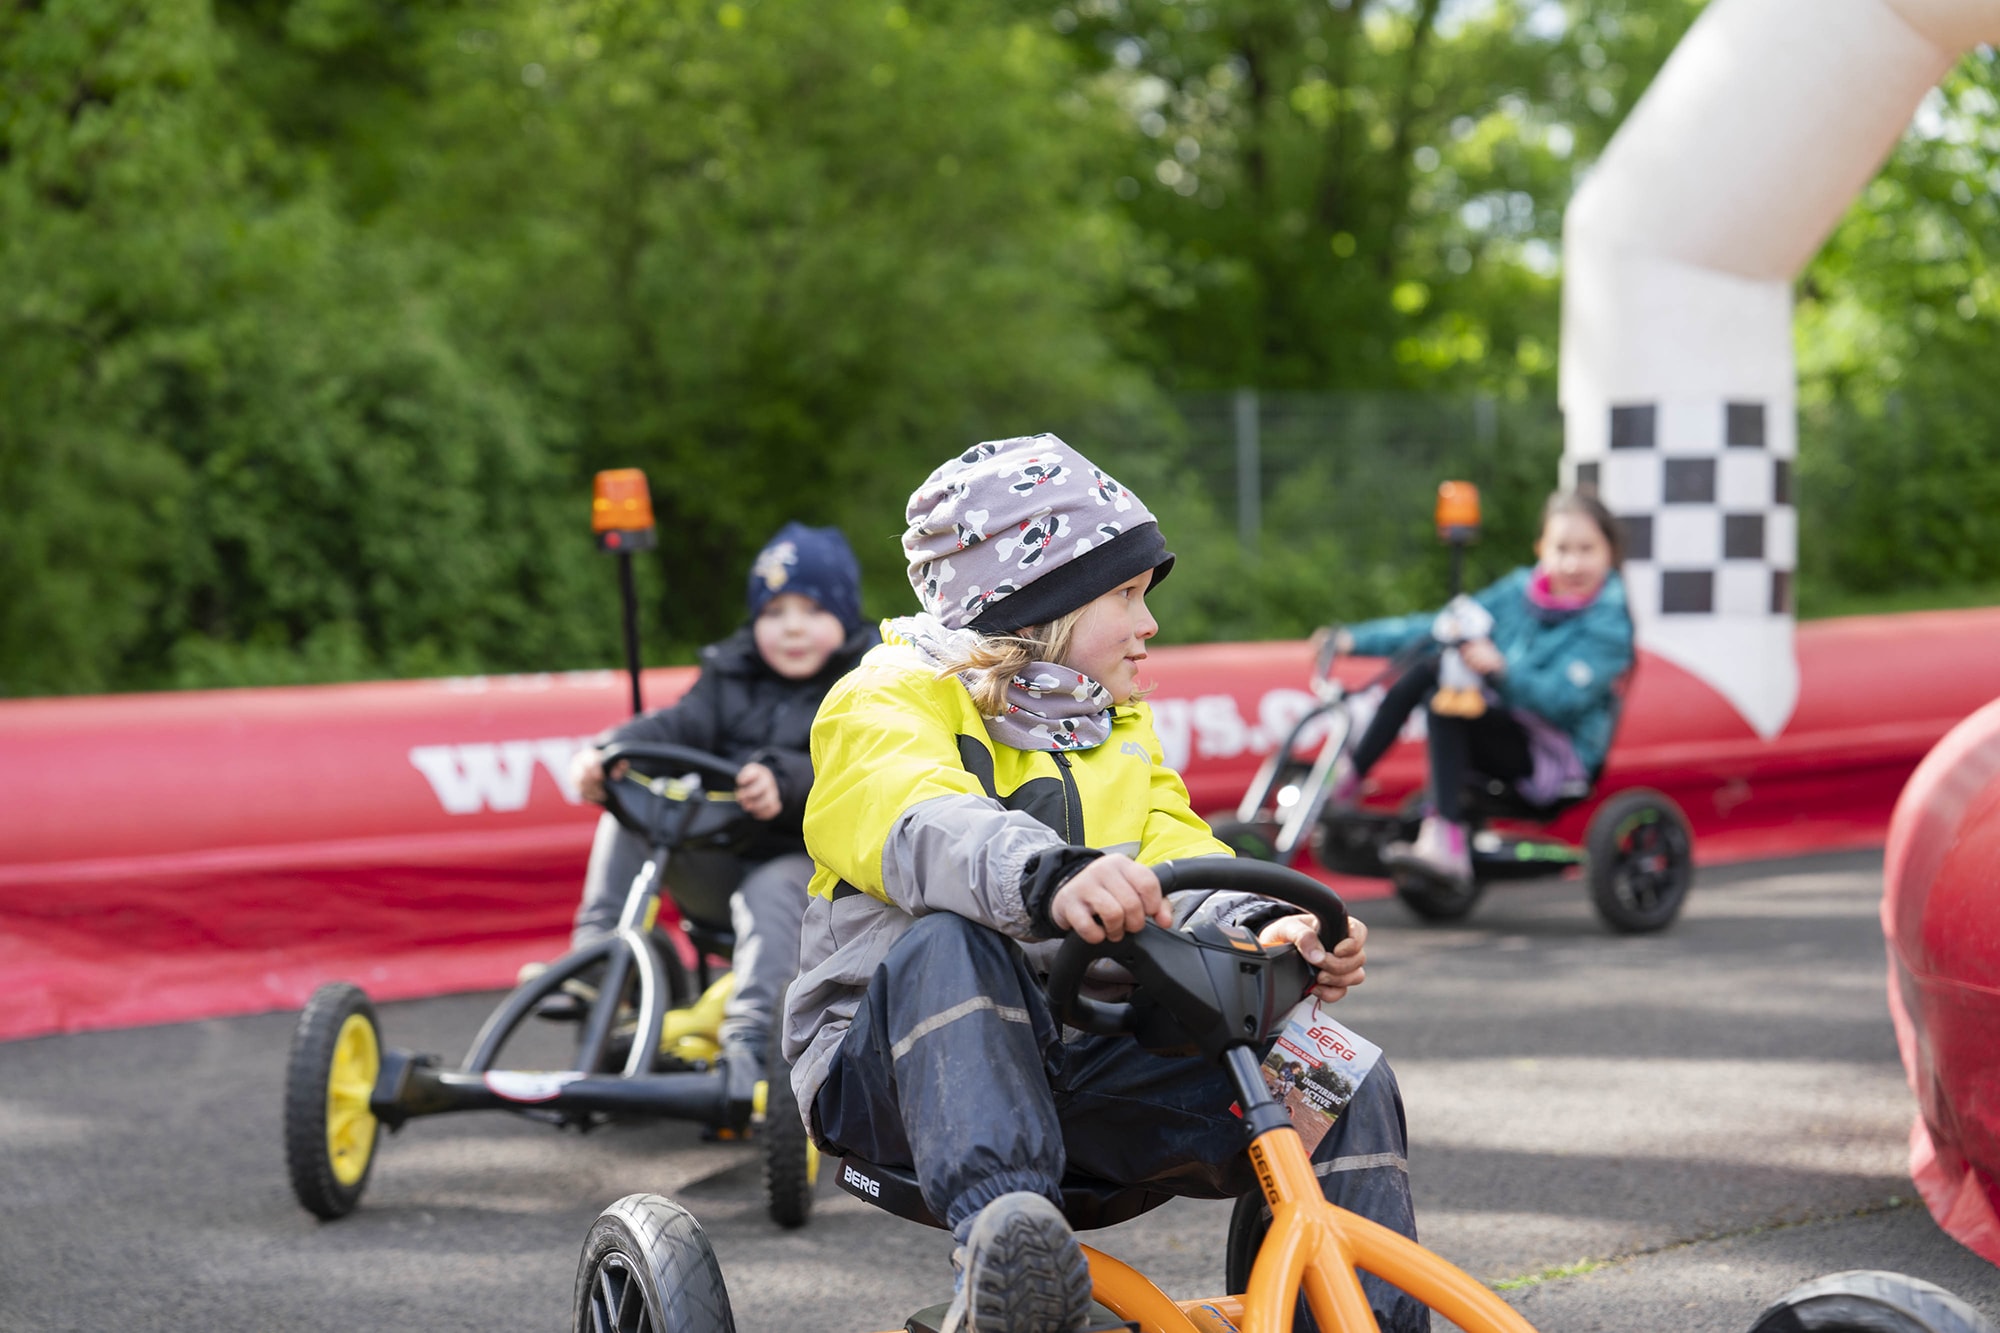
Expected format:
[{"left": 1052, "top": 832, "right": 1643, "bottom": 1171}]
[{"left": 747, "top": 523, "right": 864, "bottom": 634}]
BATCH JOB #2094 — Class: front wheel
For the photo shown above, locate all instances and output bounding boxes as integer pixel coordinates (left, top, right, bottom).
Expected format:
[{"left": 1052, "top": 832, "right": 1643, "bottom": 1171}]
[
  {"left": 1746, "top": 1270, "right": 1997, "bottom": 1333},
  {"left": 1393, "top": 870, "right": 1484, "bottom": 923},
  {"left": 1207, "top": 818, "right": 1280, "bottom": 863},
  {"left": 574, "top": 1194, "right": 736, "bottom": 1333},
  {"left": 284, "top": 982, "right": 382, "bottom": 1220},
  {"left": 760, "top": 1026, "right": 817, "bottom": 1229},
  {"left": 1585, "top": 789, "right": 1694, "bottom": 934}
]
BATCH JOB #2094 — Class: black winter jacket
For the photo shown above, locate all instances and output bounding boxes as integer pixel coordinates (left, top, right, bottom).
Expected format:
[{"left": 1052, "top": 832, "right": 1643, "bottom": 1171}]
[{"left": 597, "top": 622, "right": 879, "bottom": 860}]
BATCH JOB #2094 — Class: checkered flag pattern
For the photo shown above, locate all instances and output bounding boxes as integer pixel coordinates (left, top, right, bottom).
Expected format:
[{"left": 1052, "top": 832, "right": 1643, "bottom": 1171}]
[{"left": 1567, "top": 401, "right": 1795, "bottom": 620}]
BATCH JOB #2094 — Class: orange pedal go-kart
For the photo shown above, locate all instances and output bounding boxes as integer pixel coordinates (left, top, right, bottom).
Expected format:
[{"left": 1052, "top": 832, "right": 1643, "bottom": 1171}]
[{"left": 565, "top": 859, "right": 1984, "bottom": 1333}]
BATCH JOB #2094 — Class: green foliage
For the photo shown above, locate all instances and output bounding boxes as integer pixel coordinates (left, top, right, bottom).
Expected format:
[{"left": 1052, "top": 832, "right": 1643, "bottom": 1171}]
[
  {"left": 1795, "top": 51, "right": 2000, "bottom": 602},
  {"left": 244, "top": 0, "right": 1160, "bottom": 654},
  {"left": 0, "top": 0, "right": 609, "bottom": 694},
  {"left": 5, "top": 0, "right": 2000, "bottom": 696},
  {"left": 0, "top": 0, "right": 1158, "bottom": 692},
  {"left": 1037, "top": 0, "right": 1701, "bottom": 393}
]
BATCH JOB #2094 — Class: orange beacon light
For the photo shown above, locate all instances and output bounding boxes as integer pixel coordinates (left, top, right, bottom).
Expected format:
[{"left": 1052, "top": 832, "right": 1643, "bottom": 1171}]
[
  {"left": 1434, "top": 480, "right": 1481, "bottom": 545},
  {"left": 593, "top": 468, "right": 658, "bottom": 552},
  {"left": 593, "top": 468, "right": 657, "bottom": 714}
]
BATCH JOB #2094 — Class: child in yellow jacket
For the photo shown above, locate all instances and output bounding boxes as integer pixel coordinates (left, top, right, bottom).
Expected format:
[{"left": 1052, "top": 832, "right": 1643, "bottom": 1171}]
[{"left": 784, "top": 436, "right": 1425, "bottom": 1333}]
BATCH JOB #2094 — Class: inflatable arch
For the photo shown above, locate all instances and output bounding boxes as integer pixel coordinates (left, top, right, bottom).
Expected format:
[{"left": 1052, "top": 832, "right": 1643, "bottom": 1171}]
[
  {"left": 1562, "top": 0, "right": 2000, "bottom": 1265},
  {"left": 1560, "top": 0, "right": 2000, "bottom": 738}
]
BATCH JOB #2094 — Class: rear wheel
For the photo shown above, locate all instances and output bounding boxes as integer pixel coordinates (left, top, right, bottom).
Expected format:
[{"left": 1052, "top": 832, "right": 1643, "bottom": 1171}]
[
  {"left": 284, "top": 983, "right": 382, "bottom": 1220},
  {"left": 1586, "top": 789, "right": 1694, "bottom": 933},
  {"left": 574, "top": 1194, "right": 735, "bottom": 1333},
  {"left": 1746, "top": 1270, "right": 1997, "bottom": 1333},
  {"left": 760, "top": 1025, "right": 817, "bottom": 1229}
]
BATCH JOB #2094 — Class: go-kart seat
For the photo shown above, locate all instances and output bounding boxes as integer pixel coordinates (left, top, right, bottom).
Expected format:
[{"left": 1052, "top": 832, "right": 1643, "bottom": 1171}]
[
  {"left": 1459, "top": 773, "right": 1593, "bottom": 826},
  {"left": 833, "top": 1153, "right": 1176, "bottom": 1233},
  {"left": 1454, "top": 666, "right": 1632, "bottom": 827}
]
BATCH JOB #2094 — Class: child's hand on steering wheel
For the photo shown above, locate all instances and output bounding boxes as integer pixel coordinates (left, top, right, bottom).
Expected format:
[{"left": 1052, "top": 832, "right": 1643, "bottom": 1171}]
[
  {"left": 1309, "top": 625, "right": 1355, "bottom": 658},
  {"left": 1051, "top": 855, "right": 1175, "bottom": 943},
  {"left": 570, "top": 748, "right": 629, "bottom": 805},
  {"left": 1259, "top": 914, "right": 1369, "bottom": 1003},
  {"left": 735, "top": 762, "right": 783, "bottom": 820},
  {"left": 1460, "top": 638, "right": 1505, "bottom": 676}
]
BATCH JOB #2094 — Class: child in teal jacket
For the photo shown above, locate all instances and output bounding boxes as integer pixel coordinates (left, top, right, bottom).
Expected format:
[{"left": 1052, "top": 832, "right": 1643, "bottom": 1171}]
[{"left": 1328, "top": 490, "right": 1634, "bottom": 889}]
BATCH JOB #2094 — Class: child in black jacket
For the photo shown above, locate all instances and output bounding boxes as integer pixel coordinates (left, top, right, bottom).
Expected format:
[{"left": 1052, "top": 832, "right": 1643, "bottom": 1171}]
[{"left": 564, "top": 522, "right": 876, "bottom": 1095}]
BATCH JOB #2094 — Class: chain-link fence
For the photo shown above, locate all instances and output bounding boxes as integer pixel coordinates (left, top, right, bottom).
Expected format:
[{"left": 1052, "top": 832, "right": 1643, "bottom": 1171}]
[
  {"left": 1112, "top": 391, "right": 1563, "bottom": 643},
  {"left": 1174, "top": 389, "right": 1562, "bottom": 562}
]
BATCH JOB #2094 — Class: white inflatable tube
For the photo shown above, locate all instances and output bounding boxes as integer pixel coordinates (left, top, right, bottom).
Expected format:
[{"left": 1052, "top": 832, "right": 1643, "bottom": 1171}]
[{"left": 1560, "top": 0, "right": 2000, "bottom": 737}]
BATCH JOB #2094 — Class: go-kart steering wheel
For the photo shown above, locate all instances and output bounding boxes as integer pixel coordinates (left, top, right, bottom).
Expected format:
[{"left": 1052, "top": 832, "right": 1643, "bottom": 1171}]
[
  {"left": 597, "top": 741, "right": 749, "bottom": 849},
  {"left": 1045, "top": 857, "right": 1349, "bottom": 1061}
]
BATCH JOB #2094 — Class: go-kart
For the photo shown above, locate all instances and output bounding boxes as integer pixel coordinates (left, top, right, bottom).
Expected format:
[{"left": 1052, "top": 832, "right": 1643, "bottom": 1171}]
[
  {"left": 565, "top": 857, "right": 1986, "bottom": 1333},
  {"left": 1213, "top": 629, "right": 1694, "bottom": 934},
  {"left": 282, "top": 740, "right": 818, "bottom": 1228}
]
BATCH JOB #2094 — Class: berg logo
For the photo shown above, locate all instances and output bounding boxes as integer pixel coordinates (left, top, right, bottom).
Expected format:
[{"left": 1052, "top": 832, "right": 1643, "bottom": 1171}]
[
  {"left": 1306, "top": 1026, "right": 1359, "bottom": 1061},
  {"left": 842, "top": 1164, "right": 880, "bottom": 1197}
]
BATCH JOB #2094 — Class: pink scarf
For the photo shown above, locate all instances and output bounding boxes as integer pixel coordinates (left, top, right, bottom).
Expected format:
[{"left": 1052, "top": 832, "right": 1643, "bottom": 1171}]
[{"left": 1527, "top": 568, "right": 1602, "bottom": 613}]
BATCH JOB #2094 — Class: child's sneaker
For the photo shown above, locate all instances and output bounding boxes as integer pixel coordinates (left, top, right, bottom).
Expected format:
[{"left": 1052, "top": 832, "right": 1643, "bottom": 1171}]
[
  {"left": 1383, "top": 815, "right": 1472, "bottom": 889},
  {"left": 939, "top": 1192, "right": 1093, "bottom": 1333}
]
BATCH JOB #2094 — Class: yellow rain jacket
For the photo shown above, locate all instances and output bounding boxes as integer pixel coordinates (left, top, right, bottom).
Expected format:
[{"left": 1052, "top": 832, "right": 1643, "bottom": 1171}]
[{"left": 781, "top": 637, "right": 1247, "bottom": 1129}]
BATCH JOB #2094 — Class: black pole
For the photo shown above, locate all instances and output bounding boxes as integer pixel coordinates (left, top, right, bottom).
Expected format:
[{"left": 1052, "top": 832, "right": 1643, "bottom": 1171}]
[
  {"left": 1449, "top": 540, "right": 1465, "bottom": 599},
  {"left": 617, "top": 551, "right": 644, "bottom": 716}
]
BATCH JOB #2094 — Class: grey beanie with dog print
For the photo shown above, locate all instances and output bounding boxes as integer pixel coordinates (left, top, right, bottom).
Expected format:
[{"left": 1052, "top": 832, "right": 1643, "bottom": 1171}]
[{"left": 902, "top": 434, "right": 1175, "bottom": 633}]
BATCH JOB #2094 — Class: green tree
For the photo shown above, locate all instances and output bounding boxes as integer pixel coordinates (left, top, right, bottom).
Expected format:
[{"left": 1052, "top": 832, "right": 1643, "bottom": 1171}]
[
  {"left": 1794, "top": 50, "right": 2000, "bottom": 608},
  {"left": 1036, "top": 0, "right": 1702, "bottom": 394},
  {"left": 351, "top": 0, "right": 1166, "bottom": 651},
  {"left": 2, "top": 0, "right": 1166, "bottom": 691},
  {"left": 0, "top": 2, "right": 611, "bottom": 696}
]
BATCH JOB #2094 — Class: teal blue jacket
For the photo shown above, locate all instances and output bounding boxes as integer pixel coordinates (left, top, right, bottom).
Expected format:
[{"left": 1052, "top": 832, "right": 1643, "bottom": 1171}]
[{"left": 1345, "top": 569, "right": 1634, "bottom": 775}]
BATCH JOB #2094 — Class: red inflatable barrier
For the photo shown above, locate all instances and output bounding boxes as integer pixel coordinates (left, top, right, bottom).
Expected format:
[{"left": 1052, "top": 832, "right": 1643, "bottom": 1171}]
[
  {"left": 1882, "top": 695, "right": 2000, "bottom": 1265},
  {"left": 5, "top": 608, "right": 2000, "bottom": 1042}
]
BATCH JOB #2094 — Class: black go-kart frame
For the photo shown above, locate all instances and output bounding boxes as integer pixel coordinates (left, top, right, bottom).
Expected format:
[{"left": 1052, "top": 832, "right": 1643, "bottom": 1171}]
[
  {"left": 1211, "top": 636, "right": 1695, "bottom": 933},
  {"left": 282, "top": 739, "right": 818, "bottom": 1228}
]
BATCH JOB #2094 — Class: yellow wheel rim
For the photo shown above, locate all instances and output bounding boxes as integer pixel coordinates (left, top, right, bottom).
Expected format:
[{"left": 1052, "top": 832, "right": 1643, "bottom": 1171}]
[
  {"left": 806, "top": 1141, "right": 820, "bottom": 1186},
  {"left": 326, "top": 1012, "right": 380, "bottom": 1187}
]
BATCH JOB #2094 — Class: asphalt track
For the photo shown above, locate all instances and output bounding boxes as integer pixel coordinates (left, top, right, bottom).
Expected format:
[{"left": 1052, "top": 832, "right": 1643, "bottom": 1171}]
[{"left": 3, "top": 850, "right": 1997, "bottom": 1333}]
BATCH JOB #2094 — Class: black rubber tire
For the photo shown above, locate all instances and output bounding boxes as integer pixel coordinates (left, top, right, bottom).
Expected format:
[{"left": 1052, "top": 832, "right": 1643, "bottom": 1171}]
[
  {"left": 1393, "top": 869, "right": 1484, "bottom": 923},
  {"left": 761, "top": 1025, "right": 815, "bottom": 1229},
  {"left": 573, "top": 1193, "right": 736, "bottom": 1333},
  {"left": 1585, "top": 788, "right": 1694, "bottom": 934},
  {"left": 1746, "top": 1270, "right": 1997, "bottom": 1333},
  {"left": 1208, "top": 818, "right": 1281, "bottom": 863},
  {"left": 284, "top": 982, "right": 382, "bottom": 1220}
]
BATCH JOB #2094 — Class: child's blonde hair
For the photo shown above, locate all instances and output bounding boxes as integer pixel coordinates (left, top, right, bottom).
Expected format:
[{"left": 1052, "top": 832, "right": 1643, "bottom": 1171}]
[{"left": 935, "top": 606, "right": 1093, "bottom": 716}]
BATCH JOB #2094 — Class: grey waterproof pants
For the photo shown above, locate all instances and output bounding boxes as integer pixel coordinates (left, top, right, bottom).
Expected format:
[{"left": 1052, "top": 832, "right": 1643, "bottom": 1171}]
[
  {"left": 813, "top": 912, "right": 1429, "bottom": 1333},
  {"left": 572, "top": 812, "right": 810, "bottom": 1049}
]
